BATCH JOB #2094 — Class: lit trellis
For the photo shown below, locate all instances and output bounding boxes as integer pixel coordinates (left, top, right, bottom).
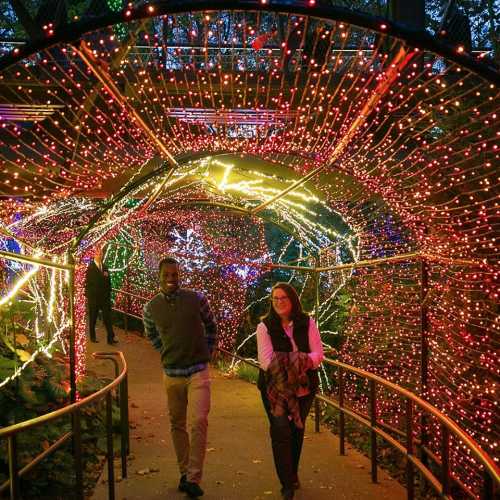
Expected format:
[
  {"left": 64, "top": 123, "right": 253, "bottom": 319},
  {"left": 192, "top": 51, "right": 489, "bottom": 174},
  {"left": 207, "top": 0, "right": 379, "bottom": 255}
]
[{"left": 0, "top": 3, "right": 497, "bottom": 495}]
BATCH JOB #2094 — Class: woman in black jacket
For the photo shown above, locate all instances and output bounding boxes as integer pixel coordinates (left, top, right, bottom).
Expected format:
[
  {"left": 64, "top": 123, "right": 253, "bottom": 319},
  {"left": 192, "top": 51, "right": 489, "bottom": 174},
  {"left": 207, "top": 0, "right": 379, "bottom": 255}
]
[{"left": 256, "top": 282, "right": 324, "bottom": 499}]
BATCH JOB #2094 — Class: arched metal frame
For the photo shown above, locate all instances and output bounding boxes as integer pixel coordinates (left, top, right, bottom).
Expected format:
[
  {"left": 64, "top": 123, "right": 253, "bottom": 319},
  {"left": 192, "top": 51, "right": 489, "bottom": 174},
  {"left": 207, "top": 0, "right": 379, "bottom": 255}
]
[
  {"left": 3, "top": 0, "right": 497, "bottom": 269},
  {"left": 0, "top": 1, "right": 498, "bottom": 84},
  {"left": 72, "top": 153, "right": 348, "bottom": 261},
  {"left": 2, "top": 0, "right": 497, "bottom": 258},
  {"left": 0, "top": 5, "right": 497, "bottom": 496}
]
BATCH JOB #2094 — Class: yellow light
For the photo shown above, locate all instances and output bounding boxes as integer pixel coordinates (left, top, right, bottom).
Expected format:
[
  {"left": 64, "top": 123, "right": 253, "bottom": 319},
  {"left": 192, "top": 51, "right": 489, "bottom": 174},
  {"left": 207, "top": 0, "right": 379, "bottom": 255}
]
[{"left": 0, "top": 263, "right": 40, "bottom": 307}]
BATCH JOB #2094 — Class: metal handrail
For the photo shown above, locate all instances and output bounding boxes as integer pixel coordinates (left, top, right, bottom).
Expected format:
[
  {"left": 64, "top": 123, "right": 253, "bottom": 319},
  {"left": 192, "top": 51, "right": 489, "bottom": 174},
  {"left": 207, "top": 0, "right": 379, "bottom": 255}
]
[
  {"left": 0, "top": 351, "right": 129, "bottom": 500},
  {"left": 113, "top": 306, "right": 143, "bottom": 321},
  {"left": 323, "top": 359, "right": 499, "bottom": 486},
  {"left": 113, "top": 288, "right": 498, "bottom": 498},
  {"left": 216, "top": 349, "right": 499, "bottom": 499},
  {"left": 0, "top": 249, "right": 73, "bottom": 271},
  {"left": 112, "top": 287, "right": 149, "bottom": 302}
]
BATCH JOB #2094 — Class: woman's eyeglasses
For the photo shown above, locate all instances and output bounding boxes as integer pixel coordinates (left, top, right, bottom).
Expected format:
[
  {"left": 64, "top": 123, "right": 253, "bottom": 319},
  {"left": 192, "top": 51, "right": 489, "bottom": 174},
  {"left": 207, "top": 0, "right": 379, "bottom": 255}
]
[{"left": 272, "top": 296, "right": 290, "bottom": 303}]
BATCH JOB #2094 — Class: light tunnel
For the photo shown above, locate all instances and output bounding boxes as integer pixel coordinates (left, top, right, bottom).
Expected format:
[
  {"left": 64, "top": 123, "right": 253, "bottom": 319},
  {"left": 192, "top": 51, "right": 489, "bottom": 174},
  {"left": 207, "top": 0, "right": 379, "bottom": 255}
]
[{"left": 0, "top": 1, "right": 498, "bottom": 496}]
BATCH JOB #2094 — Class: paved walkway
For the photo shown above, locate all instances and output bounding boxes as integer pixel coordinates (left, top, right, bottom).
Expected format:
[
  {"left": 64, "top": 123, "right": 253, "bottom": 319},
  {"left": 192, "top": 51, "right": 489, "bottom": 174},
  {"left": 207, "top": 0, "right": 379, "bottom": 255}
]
[{"left": 88, "top": 327, "right": 406, "bottom": 500}]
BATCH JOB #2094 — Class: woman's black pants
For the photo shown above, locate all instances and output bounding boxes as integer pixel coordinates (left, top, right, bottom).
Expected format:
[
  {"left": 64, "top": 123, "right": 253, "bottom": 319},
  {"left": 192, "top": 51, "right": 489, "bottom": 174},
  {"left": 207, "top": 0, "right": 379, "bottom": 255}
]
[{"left": 260, "top": 390, "right": 315, "bottom": 490}]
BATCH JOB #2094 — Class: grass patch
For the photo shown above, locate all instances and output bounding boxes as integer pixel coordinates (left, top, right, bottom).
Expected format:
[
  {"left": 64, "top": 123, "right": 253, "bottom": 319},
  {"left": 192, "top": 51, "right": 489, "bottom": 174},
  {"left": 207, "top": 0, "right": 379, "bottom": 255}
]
[{"left": 213, "top": 356, "right": 259, "bottom": 385}]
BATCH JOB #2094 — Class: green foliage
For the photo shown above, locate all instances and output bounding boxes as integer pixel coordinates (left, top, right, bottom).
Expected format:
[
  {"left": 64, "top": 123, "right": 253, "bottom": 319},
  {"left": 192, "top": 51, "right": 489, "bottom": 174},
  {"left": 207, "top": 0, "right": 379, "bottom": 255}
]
[
  {"left": 323, "top": 288, "right": 351, "bottom": 349},
  {"left": 0, "top": 298, "right": 42, "bottom": 389},
  {"left": 234, "top": 362, "right": 259, "bottom": 385},
  {"left": 0, "top": 348, "right": 117, "bottom": 499},
  {"left": 213, "top": 356, "right": 259, "bottom": 385},
  {"left": 0, "top": 356, "right": 16, "bottom": 380}
]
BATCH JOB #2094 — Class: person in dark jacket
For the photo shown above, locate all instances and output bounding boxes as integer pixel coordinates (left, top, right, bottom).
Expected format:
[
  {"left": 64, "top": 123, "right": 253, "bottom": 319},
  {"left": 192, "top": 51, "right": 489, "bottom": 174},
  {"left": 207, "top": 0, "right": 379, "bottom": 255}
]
[
  {"left": 143, "top": 256, "right": 218, "bottom": 499},
  {"left": 85, "top": 246, "right": 117, "bottom": 345},
  {"left": 256, "top": 282, "right": 324, "bottom": 500}
]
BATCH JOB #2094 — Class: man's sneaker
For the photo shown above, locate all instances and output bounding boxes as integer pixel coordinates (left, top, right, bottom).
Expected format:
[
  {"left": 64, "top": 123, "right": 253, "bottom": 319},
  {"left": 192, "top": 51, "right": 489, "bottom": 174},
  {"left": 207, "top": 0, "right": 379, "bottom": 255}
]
[{"left": 183, "top": 481, "right": 204, "bottom": 498}]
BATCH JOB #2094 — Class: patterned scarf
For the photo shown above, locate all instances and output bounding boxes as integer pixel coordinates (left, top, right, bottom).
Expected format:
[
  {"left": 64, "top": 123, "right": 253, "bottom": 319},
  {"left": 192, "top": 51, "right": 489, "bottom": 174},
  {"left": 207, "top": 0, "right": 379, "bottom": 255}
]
[{"left": 266, "top": 351, "right": 313, "bottom": 429}]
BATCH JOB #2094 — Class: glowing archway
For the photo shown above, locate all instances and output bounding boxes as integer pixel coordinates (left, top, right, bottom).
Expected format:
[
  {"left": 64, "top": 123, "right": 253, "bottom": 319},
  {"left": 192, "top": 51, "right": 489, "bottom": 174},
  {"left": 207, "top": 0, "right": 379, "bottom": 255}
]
[{"left": 0, "top": 2, "right": 498, "bottom": 495}]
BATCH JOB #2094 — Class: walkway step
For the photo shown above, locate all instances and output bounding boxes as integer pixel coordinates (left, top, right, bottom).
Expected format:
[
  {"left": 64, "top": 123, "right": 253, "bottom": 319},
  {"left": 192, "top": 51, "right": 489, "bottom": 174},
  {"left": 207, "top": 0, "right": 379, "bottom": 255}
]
[{"left": 89, "top": 330, "right": 406, "bottom": 500}]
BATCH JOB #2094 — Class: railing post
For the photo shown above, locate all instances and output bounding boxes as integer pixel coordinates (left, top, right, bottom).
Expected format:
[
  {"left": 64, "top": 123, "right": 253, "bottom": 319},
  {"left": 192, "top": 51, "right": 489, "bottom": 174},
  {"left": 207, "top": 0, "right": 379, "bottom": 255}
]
[
  {"left": 369, "top": 379, "right": 377, "bottom": 483},
  {"left": 406, "top": 398, "right": 414, "bottom": 500},
  {"left": 8, "top": 435, "right": 19, "bottom": 500},
  {"left": 120, "top": 374, "right": 130, "bottom": 479},
  {"left": 314, "top": 397, "right": 320, "bottom": 433},
  {"left": 106, "top": 392, "right": 115, "bottom": 500},
  {"left": 124, "top": 273, "right": 129, "bottom": 336},
  {"left": 73, "top": 409, "right": 84, "bottom": 500},
  {"left": 313, "top": 259, "right": 320, "bottom": 436},
  {"left": 107, "top": 357, "right": 120, "bottom": 406},
  {"left": 338, "top": 367, "right": 345, "bottom": 456},
  {"left": 441, "top": 424, "right": 450, "bottom": 496},
  {"left": 419, "top": 257, "right": 429, "bottom": 471},
  {"left": 67, "top": 252, "right": 77, "bottom": 403},
  {"left": 481, "top": 468, "right": 493, "bottom": 500}
]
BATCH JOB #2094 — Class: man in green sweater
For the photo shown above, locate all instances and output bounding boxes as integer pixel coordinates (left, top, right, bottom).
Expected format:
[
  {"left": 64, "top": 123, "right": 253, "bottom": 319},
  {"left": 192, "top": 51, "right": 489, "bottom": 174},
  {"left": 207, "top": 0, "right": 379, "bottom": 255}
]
[{"left": 143, "top": 256, "right": 218, "bottom": 498}]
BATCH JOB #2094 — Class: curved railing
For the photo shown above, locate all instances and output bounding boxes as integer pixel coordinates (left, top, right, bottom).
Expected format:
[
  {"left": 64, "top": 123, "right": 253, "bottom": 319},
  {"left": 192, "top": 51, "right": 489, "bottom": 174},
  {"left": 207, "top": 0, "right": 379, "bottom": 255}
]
[
  {"left": 216, "top": 348, "right": 499, "bottom": 500},
  {"left": 111, "top": 288, "right": 499, "bottom": 498},
  {"left": 0, "top": 351, "right": 129, "bottom": 500}
]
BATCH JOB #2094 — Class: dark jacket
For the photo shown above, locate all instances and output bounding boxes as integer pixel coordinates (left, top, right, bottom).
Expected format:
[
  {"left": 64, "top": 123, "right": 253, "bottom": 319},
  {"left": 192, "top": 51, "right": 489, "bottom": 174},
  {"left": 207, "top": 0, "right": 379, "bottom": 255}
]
[
  {"left": 257, "top": 313, "right": 319, "bottom": 392},
  {"left": 85, "top": 260, "right": 112, "bottom": 304}
]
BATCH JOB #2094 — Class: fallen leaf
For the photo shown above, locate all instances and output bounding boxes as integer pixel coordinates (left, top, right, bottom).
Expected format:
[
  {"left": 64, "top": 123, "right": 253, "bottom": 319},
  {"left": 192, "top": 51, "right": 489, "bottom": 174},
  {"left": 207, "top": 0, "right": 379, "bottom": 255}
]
[
  {"left": 206, "top": 447, "right": 216, "bottom": 452},
  {"left": 41, "top": 440, "right": 49, "bottom": 450},
  {"left": 15, "top": 334, "right": 29, "bottom": 346},
  {"left": 136, "top": 468, "right": 150, "bottom": 475},
  {"left": 15, "top": 349, "right": 31, "bottom": 362}
]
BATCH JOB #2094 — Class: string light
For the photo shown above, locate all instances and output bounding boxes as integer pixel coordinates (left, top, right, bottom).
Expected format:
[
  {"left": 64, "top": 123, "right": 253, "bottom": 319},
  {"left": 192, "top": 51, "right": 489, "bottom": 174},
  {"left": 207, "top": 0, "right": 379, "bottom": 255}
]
[
  {"left": 0, "top": 246, "right": 70, "bottom": 386},
  {"left": 0, "top": 257, "right": 40, "bottom": 306},
  {"left": 0, "top": 8, "right": 497, "bottom": 494}
]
